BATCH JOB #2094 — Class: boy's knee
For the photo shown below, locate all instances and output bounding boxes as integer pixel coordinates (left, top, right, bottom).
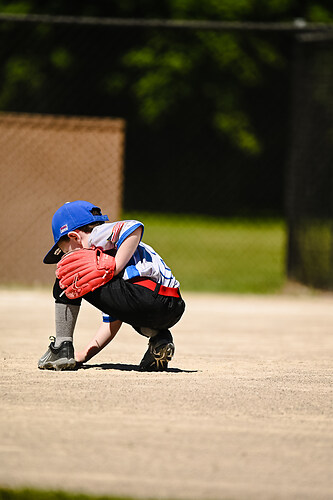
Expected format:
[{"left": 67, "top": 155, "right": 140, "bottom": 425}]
[
  {"left": 137, "top": 327, "right": 159, "bottom": 338},
  {"left": 53, "top": 279, "right": 82, "bottom": 306}
]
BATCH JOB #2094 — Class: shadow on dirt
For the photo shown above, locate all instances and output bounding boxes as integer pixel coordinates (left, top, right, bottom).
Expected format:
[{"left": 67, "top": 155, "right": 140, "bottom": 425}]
[{"left": 79, "top": 362, "right": 198, "bottom": 373}]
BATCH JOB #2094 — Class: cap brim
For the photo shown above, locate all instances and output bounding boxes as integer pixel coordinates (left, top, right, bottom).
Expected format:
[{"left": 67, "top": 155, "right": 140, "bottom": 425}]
[{"left": 43, "top": 243, "right": 64, "bottom": 264}]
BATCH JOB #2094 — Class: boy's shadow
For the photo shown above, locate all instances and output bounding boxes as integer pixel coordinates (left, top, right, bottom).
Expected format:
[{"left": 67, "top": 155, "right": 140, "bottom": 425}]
[{"left": 79, "top": 363, "right": 197, "bottom": 373}]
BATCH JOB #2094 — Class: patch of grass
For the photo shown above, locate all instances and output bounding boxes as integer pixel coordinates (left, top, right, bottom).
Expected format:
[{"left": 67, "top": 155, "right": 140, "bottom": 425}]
[
  {"left": 0, "top": 487, "right": 134, "bottom": 500},
  {"left": 123, "top": 212, "right": 286, "bottom": 294}
]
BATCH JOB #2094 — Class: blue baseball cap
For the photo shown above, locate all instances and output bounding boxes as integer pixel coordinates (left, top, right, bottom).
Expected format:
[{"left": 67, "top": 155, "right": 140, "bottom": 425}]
[{"left": 43, "top": 200, "right": 109, "bottom": 264}]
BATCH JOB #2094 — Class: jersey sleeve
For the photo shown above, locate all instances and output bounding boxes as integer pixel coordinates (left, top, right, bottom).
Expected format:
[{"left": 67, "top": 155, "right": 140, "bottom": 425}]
[
  {"left": 89, "top": 220, "right": 144, "bottom": 251},
  {"left": 115, "top": 220, "right": 144, "bottom": 249}
]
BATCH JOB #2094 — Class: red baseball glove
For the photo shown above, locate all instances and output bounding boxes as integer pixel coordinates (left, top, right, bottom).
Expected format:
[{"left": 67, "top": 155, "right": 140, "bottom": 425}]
[{"left": 56, "top": 247, "right": 116, "bottom": 299}]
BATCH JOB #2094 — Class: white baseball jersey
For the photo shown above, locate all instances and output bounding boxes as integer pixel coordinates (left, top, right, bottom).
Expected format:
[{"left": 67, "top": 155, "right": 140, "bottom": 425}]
[{"left": 89, "top": 220, "right": 180, "bottom": 289}]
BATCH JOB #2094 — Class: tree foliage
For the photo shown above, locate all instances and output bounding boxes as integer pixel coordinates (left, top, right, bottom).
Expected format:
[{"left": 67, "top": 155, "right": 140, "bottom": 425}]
[{"left": 0, "top": 0, "right": 332, "bottom": 214}]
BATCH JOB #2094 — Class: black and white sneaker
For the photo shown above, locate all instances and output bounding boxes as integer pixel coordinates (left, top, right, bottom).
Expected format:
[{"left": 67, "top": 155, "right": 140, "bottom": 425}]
[
  {"left": 38, "top": 337, "right": 76, "bottom": 371},
  {"left": 139, "top": 331, "right": 175, "bottom": 372}
]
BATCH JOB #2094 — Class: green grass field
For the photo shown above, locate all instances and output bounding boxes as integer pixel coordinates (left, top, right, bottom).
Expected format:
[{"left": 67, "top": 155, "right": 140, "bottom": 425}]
[
  {"left": 124, "top": 212, "right": 286, "bottom": 294},
  {"left": 0, "top": 489, "right": 132, "bottom": 500}
]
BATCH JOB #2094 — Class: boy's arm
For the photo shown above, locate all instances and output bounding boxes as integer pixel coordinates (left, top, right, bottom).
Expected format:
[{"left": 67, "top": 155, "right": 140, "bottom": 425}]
[
  {"left": 75, "top": 319, "right": 122, "bottom": 363},
  {"left": 114, "top": 226, "right": 143, "bottom": 276}
]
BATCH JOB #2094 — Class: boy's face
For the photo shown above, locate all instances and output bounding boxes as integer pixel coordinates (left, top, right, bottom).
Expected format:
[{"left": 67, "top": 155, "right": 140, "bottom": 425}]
[{"left": 58, "top": 230, "right": 90, "bottom": 255}]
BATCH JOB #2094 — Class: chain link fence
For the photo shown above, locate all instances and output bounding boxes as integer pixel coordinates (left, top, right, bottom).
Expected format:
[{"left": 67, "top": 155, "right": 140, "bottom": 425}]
[
  {"left": 0, "top": 112, "right": 125, "bottom": 285},
  {"left": 0, "top": 14, "right": 332, "bottom": 292}
]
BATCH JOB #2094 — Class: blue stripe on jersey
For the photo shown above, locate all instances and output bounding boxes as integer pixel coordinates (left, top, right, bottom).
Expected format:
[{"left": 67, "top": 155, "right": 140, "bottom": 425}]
[
  {"left": 126, "top": 265, "right": 141, "bottom": 279},
  {"left": 160, "top": 258, "right": 171, "bottom": 271},
  {"left": 102, "top": 314, "right": 118, "bottom": 323},
  {"left": 117, "top": 222, "right": 143, "bottom": 249},
  {"left": 138, "top": 245, "right": 153, "bottom": 262},
  {"left": 160, "top": 269, "right": 172, "bottom": 281}
]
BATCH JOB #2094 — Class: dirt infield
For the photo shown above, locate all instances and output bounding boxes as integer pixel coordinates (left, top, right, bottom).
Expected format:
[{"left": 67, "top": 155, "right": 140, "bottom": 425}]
[{"left": 0, "top": 289, "right": 332, "bottom": 500}]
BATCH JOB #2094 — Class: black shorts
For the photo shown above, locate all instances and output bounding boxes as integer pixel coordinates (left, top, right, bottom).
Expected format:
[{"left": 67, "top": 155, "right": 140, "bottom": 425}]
[{"left": 53, "top": 277, "right": 185, "bottom": 331}]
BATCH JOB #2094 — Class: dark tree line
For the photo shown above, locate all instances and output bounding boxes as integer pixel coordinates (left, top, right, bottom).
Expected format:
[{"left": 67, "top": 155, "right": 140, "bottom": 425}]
[{"left": 0, "top": 0, "right": 332, "bottom": 215}]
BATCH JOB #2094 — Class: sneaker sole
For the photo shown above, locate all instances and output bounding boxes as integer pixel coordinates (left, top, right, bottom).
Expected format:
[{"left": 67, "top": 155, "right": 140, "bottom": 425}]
[
  {"left": 139, "top": 342, "right": 175, "bottom": 372},
  {"left": 153, "top": 342, "right": 175, "bottom": 367},
  {"left": 38, "top": 358, "right": 76, "bottom": 371}
]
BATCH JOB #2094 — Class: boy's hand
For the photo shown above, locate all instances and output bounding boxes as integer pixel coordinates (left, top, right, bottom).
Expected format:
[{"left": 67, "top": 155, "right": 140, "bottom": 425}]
[{"left": 56, "top": 248, "right": 115, "bottom": 299}]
